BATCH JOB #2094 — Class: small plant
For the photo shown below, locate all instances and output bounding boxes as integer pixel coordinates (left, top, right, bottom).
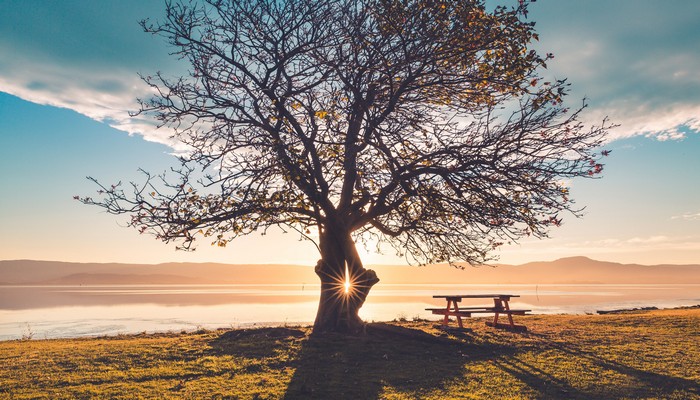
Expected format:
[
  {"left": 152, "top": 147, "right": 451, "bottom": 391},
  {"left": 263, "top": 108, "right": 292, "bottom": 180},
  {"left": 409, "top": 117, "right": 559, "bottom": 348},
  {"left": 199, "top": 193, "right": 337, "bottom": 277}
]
[
  {"left": 195, "top": 325, "right": 207, "bottom": 334},
  {"left": 21, "top": 323, "right": 34, "bottom": 341},
  {"left": 412, "top": 315, "right": 429, "bottom": 322},
  {"left": 394, "top": 313, "right": 408, "bottom": 322}
]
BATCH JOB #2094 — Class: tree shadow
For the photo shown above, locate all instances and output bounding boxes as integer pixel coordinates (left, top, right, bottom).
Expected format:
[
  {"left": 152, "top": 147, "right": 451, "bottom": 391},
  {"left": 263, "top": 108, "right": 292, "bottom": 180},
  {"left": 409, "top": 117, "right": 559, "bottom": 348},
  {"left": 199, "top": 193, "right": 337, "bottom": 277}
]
[
  {"left": 493, "top": 332, "right": 700, "bottom": 399},
  {"left": 282, "top": 323, "right": 518, "bottom": 399},
  {"left": 490, "top": 355, "right": 589, "bottom": 399},
  {"left": 205, "top": 323, "right": 699, "bottom": 399}
]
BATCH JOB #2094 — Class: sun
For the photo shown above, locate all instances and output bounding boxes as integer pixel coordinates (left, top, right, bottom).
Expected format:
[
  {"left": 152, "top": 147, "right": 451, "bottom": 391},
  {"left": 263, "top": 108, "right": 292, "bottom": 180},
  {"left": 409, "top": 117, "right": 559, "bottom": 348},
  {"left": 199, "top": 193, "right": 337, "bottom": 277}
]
[
  {"left": 326, "top": 261, "right": 362, "bottom": 306},
  {"left": 344, "top": 264, "right": 351, "bottom": 294}
]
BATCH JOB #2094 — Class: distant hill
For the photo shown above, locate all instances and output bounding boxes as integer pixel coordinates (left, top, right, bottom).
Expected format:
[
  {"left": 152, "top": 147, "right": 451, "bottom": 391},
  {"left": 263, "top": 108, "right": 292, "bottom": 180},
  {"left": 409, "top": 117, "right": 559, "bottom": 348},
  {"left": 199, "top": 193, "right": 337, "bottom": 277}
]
[
  {"left": 39, "top": 273, "right": 205, "bottom": 285},
  {"left": 1, "top": 257, "right": 700, "bottom": 285},
  {"left": 0, "top": 260, "right": 317, "bottom": 285},
  {"left": 371, "top": 256, "right": 700, "bottom": 284}
]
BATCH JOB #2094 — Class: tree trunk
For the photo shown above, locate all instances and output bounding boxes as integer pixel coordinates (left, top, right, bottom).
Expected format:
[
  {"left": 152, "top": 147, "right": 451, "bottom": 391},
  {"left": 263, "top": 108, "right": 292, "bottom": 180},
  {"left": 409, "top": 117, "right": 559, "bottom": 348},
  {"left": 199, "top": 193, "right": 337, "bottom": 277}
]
[{"left": 312, "top": 227, "right": 379, "bottom": 334}]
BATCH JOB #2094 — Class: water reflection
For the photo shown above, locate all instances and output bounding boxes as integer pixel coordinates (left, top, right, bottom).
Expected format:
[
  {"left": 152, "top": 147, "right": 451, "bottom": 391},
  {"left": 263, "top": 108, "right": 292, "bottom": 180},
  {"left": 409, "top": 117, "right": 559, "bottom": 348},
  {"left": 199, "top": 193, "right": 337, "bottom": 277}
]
[{"left": 1, "top": 284, "right": 699, "bottom": 340}]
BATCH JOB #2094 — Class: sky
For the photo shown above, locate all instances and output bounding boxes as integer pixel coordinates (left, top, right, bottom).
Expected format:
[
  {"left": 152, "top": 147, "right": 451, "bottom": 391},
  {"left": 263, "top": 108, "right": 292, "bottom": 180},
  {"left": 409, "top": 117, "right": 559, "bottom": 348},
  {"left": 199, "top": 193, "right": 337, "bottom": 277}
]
[{"left": 1, "top": 0, "right": 699, "bottom": 266}]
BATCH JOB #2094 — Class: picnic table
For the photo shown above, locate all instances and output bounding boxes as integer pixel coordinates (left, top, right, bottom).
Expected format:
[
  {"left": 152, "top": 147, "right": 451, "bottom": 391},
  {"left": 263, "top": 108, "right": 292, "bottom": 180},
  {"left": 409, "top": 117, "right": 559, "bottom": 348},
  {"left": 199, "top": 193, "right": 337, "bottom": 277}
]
[{"left": 426, "top": 294, "right": 530, "bottom": 331}]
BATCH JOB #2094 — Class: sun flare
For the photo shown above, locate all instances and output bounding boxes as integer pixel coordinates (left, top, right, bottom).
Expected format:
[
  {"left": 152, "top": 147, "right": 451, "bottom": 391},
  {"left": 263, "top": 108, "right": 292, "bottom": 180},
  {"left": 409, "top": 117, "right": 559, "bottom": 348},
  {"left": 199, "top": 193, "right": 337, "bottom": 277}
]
[{"left": 344, "top": 264, "right": 351, "bottom": 294}]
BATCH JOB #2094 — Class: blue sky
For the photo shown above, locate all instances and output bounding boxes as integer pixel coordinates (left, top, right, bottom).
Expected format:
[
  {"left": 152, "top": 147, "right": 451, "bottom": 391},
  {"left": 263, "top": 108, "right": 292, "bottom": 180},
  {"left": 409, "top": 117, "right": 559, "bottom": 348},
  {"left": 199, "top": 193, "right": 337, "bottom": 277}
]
[{"left": 1, "top": 0, "right": 699, "bottom": 265}]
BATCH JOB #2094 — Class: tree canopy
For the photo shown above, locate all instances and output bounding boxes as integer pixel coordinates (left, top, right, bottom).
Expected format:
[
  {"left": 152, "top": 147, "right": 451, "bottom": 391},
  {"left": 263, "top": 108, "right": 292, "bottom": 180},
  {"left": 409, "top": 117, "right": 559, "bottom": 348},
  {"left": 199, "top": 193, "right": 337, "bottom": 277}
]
[{"left": 80, "top": 0, "right": 609, "bottom": 332}]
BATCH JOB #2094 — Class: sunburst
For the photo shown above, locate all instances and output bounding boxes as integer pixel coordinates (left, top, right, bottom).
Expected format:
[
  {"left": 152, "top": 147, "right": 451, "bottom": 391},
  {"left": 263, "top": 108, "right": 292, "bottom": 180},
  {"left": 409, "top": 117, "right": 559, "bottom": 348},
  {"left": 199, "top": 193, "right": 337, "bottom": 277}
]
[{"left": 322, "top": 261, "right": 367, "bottom": 312}]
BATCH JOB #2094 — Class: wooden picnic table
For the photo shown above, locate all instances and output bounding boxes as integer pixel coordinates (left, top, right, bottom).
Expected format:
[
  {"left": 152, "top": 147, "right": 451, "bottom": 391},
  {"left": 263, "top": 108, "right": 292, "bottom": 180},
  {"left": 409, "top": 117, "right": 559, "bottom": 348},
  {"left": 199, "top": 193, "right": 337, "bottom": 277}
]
[{"left": 426, "top": 294, "right": 530, "bottom": 331}]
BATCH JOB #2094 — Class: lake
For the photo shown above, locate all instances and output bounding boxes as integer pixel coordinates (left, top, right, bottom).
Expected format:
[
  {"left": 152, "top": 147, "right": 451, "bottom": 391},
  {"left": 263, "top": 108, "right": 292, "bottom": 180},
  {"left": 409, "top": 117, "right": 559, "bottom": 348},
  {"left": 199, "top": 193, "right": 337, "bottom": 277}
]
[{"left": 1, "top": 283, "right": 699, "bottom": 340}]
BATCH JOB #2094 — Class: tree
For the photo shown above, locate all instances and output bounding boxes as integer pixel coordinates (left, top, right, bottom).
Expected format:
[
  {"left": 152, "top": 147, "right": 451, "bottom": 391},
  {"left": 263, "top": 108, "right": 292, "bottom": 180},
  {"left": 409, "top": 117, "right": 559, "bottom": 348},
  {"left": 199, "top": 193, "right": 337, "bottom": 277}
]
[{"left": 79, "top": 0, "right": 609, "bottom": 334}]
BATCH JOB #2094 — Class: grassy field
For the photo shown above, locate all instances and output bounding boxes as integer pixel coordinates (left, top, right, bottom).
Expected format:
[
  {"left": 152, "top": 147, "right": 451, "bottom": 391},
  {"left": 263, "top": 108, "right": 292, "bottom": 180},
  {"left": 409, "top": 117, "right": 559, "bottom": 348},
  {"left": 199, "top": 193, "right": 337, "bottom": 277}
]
[{"left": 1, "top": 308, "right": 699, "bottom": 399}]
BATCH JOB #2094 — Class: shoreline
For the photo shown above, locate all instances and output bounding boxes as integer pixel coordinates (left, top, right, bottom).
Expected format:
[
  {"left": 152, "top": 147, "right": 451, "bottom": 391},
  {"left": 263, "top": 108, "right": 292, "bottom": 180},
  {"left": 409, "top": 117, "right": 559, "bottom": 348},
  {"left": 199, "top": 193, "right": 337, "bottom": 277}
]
[
  {"left": 595, "top": 304, "right": 700, "bottom": 315},
  {"left": 5, "top": 304, "right": 700, "bottom": 343},
  {"left": 4, "top": 282, "right": 699, "bottom": 341}
]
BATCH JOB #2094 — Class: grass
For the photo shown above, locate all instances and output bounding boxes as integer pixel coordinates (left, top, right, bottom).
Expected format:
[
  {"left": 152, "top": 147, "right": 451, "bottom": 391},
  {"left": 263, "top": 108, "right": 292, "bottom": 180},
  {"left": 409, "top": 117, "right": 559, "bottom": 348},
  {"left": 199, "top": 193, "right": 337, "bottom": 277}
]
[{"left": 1, "top": 308, "right": 699, "bottom": 399}]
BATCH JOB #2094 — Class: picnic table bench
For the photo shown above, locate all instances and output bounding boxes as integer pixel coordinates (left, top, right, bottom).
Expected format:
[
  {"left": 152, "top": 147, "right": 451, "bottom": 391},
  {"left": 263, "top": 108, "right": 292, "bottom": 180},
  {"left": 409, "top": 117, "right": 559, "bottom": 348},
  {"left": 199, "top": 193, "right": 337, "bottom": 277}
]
[{"left": 426, "top": 294, "right": 530, "bottom": 331}]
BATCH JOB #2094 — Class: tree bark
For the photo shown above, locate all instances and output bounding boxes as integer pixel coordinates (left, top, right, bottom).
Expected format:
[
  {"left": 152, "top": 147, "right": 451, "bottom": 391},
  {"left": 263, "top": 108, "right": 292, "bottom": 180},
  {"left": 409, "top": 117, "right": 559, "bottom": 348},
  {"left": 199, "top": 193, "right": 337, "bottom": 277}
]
[{"left": 312, "top": 227, "right": 379, "bottom": 334}]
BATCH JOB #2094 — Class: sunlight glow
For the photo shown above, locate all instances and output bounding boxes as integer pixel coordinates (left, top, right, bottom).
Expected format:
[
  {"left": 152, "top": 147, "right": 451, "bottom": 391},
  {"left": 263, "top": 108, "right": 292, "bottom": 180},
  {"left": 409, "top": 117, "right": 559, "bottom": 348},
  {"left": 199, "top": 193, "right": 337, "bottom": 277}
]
[
  {"left": 344, "top": 263, "right": 351, "bottom": 294},
  {"left": 324, "top": 261, "right": 362, "bottom": 309}
]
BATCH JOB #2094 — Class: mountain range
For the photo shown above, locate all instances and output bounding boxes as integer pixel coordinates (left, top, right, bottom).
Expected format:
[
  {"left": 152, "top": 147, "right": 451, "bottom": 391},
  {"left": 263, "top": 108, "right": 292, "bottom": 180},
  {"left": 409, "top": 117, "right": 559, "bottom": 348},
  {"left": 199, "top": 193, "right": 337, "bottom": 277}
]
[{"left": 2, "top": 257, "right": 700, "bottom": 285}]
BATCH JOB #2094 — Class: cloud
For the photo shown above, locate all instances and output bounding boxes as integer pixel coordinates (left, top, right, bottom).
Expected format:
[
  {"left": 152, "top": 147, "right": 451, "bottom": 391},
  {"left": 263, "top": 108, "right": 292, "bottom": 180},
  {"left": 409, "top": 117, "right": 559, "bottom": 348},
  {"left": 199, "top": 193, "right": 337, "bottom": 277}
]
[
  {"left": 0, "top": 0, "right": 187, "bottom": 150},
  {"left": 672, "top": 212, "right": 700, "bottom": 221},
  {"left": 546, "top": 235, "right": 670, "bottom": 250},
  {"left": 531, "top": 1, "right": 700, "bottom": 142},
  {"left": 499, "top": 234, "right": 700, "bottom": 264},
  {"left": 625, "top": 236, "right": 670, "bottom": 245},
  {"left": 583, "top": 101, "right": 700, "bottom": 142},
  {"left": 1, "top": 0, "right": 699, "bottom": 152},
  {"left": 0, "top": 57, "right": 183, "bottom": 150}
]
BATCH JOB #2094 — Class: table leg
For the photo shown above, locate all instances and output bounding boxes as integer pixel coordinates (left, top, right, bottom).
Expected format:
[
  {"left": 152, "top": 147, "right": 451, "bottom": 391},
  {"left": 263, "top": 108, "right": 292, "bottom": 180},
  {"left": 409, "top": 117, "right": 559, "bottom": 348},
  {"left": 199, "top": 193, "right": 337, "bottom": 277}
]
[
  {"left": 486, "top": 296, "right": 527, "bottom": 331},
  {"left": 504, "top": 299, "right": 515, "bottom": 326},
  {"left": 493, "top": 298, "right": 501, "bottom": 326},
  {"left": 454, "top": 302, "right": 464, "bottom": 328},
  {"left": 442, "top": 299, "right": 452, "bottom": 326}
]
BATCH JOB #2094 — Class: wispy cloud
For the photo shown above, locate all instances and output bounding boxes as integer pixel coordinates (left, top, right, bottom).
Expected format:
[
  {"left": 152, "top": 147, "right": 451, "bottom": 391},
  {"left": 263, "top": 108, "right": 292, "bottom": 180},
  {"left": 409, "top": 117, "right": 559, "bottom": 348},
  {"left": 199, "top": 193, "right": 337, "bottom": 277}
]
[
  {"left": 672, "top": 212, "right": 700, "bottom": 221},
  {"left": 543, "top": 235, "right": 694, "bottom": 251},
  {"left": 584, "top": 99, "right": 700, "bottom": 142},
  {"left": 499, "top": 233, "right": 700, "bottom": 265},
  {"left": 0, "top": 54, "right": 184, "bottom": 150}
]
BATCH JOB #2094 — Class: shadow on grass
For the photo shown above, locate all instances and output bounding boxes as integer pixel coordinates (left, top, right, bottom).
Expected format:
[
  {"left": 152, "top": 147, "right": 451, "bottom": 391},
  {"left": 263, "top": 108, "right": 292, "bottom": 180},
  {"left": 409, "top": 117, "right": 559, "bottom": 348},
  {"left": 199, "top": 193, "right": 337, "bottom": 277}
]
[
  {"left": 496, "top": 332, "right": 700, "bottom": 399},
  {"left": 210, "top": 327, "right": 306, "bottom": 359},
  {"left": 208, "top": 323, "right": 519, "bottom": 399},
  {"left": 205, "top": 322, "right": 699, "bottom": 399},
  {"left": 282, "top": 323, "right": 517, "bottom": 399}
]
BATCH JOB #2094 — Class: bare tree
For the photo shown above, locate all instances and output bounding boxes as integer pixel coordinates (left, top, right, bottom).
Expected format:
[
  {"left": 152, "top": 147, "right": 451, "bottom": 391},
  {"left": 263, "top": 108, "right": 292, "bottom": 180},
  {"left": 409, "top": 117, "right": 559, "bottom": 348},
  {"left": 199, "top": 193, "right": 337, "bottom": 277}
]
[{"left": 80, "top": 0, "right": 610, "bottom": 333}]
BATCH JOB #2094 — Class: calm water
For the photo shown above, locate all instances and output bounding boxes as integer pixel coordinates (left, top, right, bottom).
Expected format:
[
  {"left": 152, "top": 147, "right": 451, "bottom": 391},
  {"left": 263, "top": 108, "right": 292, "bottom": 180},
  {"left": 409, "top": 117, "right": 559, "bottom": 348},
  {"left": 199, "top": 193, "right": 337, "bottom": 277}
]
[{"left": 1, "top": 283, "right": 699, "bottom": 340}]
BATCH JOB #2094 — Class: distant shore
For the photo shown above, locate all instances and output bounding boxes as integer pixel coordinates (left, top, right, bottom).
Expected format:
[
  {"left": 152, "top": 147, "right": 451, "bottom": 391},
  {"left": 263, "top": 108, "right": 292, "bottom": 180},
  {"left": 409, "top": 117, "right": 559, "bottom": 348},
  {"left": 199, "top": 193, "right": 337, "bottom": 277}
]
[
  {"left": 595, "top": 304, "right": 700, "bottom": 314},
  {"left": 3, "top": 257, "right": 700, "bottom": 285}
]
